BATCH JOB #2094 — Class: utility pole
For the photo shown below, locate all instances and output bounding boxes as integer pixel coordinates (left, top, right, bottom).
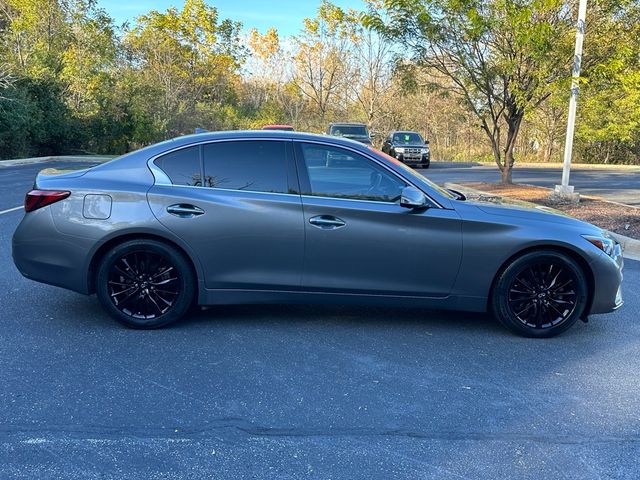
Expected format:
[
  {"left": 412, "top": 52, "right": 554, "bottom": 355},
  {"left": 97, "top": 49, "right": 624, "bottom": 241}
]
[{"left": 554, "top": 0, "right": 587, "bottom": 202}]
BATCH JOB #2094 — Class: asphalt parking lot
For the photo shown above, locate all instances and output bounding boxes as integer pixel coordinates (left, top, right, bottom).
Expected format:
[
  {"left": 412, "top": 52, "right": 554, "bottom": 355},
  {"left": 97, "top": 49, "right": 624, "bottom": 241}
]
[{"left": 1, "top": 160, "right": 640, "bottom": 479}]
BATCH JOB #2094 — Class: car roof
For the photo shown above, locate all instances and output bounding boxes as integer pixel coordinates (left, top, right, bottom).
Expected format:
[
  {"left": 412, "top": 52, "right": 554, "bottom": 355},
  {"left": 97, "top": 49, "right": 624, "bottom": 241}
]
[
  {"left": 166, "top": 130, "right": 368, "bottom": 149},
  {"left": 262, "top": 124, "right": 294, "bottom": 129},
  {"left": 329, "top": 122, "right": 367, "bottom": 126},
  {"left": 390, "top": 130, "right": 422, "bottom": 135}
]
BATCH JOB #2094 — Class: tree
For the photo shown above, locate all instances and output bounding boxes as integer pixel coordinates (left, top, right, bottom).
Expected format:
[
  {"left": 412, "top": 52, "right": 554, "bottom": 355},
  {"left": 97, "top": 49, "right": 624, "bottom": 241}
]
[
  {"left": 366, "top": 0, "right": 577, "bottom": 183},
  {"left": 123, "top": 0, "right": 245, "bottom": 137},
  {"left": 573, "top": 1, "right": 640, "bottom": 164},
  {"left": 292, "top": 1, "right": 356, "bottom": 125}
]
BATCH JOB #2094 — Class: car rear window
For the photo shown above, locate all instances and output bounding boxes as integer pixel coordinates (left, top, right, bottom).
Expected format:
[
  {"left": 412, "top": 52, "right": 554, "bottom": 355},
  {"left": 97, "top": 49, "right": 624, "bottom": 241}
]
[
  {"left": 154, "top": 146, "right": 202, "bottom": 186},
  {"left": 202, "top": 140, "right": 288, "bottom": 194},
  {"left": 330, "top": 125, "right": 368, "bottom": 137}
]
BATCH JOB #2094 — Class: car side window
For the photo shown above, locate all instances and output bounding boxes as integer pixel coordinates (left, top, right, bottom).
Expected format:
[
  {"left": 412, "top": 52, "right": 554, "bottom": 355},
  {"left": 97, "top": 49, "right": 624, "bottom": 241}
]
[
  {"left": 299, "top": 143, "right": 406, "bottom": 203},
  {"left": 202, "top": 140, "right": 288, "bottom": 194},
  {"left": 154, "top": 146, "right": 202, "bottom": 186}
]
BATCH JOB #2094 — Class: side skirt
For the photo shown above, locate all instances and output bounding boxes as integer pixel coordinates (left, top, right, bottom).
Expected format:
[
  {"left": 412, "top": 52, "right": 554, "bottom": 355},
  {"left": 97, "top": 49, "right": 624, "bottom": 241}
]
[{"left": 198, "top": 288, "right": 487, "bottom": 313}]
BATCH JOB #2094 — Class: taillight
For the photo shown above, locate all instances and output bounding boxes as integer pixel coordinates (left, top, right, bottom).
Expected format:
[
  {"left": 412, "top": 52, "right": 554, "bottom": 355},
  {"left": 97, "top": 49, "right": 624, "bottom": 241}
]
[{"left": 24, "top": 190, "right": 71, "bottom": 213}]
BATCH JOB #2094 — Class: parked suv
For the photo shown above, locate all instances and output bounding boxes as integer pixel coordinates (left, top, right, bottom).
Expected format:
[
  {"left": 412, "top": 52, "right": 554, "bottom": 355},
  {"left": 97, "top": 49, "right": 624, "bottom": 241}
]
[
  {"left": 382, "top": 131, "right": 430, "bottom": 168},
  {"left": 326, "top": 123, "right": 373, "bottom": 145}
]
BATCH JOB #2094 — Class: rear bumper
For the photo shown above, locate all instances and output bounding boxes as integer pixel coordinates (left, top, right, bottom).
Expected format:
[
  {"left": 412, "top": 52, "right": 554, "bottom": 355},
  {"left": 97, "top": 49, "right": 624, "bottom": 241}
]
[{"left": 12, "top": 208, "right": 92, "bottom": 294}]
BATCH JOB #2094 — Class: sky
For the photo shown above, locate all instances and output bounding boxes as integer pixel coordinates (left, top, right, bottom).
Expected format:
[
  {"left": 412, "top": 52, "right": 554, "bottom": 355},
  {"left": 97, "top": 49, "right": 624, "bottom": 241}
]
[{"left": 97, "top": 0, "right": 367, "bottom": 37}]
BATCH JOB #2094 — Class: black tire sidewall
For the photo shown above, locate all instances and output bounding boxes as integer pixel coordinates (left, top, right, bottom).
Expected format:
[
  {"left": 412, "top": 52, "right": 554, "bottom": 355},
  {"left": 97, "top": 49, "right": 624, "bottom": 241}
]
[
  {"left": 96, "top": 239, "right": 195, "bottom": 329},
  {"left": 491, "top": 251, "right": 588, "bottom": 338}
]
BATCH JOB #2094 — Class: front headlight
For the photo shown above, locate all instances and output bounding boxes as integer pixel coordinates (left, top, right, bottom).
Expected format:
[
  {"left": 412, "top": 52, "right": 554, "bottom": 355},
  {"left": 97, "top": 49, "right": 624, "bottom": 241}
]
[
  {"left": 421, "top": 147, "right": 429, "bottom": 154},
  {"left": 395, "top": 147, "right": 405, "bottom": 153},
  {"left": 582, "top": 234, "right": 616, "bottom": 257}
]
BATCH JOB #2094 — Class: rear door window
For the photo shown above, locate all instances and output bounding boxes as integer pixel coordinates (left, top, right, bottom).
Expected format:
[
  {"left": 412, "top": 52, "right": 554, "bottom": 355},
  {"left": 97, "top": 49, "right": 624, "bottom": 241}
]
[{"left": 202, "top": 140, "right": 289, "bottom": 194}]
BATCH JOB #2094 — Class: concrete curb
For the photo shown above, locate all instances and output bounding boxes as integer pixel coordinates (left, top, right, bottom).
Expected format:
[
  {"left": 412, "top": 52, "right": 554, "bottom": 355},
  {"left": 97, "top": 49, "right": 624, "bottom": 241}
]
[
  {"left": 0, "top": 155, "right": 113, "bottom": 168},
  {"left": 444, "top": 182, "right": 640, "bottom": 262},
  {"left": 434, "top": 160, "right": 640, "bottom": 170}
]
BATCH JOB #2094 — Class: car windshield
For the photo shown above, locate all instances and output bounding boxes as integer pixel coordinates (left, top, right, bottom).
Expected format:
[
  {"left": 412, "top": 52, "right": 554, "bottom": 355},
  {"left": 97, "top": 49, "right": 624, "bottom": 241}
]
[
  {"left": 331, "top": 125, "right": 368, "bottom": 137},
  {"left": 393, "top": 132, "right": 423, "bottom": 144},
  {"left": 370, "top": 147, "right": 456, "bottom": 200}
]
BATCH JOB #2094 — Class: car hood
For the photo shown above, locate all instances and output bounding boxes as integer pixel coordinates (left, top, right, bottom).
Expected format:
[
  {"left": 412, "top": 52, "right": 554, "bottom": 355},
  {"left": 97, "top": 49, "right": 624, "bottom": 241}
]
[{"left": 465, "top": 196, "right": 600, "bottom": 231}]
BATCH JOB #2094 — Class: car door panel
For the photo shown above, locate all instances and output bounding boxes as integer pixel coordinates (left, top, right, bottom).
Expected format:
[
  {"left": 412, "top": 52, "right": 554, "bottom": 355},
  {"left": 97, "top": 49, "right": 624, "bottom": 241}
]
[
  {"left": 294, "top": 141, "right": 463, "bottom": 297},
  {"left": 147, "top": 140, "right": 305, "bottom": 290},
  {"left": 301, "top": 196, "right": 462, "bottom": 296}
]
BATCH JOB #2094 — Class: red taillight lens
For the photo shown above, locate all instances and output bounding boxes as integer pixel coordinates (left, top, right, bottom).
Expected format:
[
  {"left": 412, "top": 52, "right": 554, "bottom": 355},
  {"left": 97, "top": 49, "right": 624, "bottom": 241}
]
[{"left": 24, "top": 190, "right": 71, "bottom": 213}]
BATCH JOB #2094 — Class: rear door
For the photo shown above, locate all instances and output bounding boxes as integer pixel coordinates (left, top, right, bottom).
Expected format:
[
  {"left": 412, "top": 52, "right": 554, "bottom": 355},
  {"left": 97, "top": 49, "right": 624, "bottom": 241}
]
[{"left": 147, "top": 139, "right": 304, "bottom": 290}]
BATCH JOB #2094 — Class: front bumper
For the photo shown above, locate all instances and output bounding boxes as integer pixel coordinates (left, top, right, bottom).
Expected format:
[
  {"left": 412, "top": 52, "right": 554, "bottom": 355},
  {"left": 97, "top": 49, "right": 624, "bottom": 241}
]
[
  {"left": 396, "top": 152, "right": 430, "bottom": 166},
  {"left": 588, "top": 243, "right": 624, "bottom": 314}
]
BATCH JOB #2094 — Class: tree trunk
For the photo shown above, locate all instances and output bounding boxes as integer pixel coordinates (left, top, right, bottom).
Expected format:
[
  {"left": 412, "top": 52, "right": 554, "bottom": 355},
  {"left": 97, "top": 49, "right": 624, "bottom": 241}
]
[
  {"left": 500, "top": 165, "right": 513, "bottom": 183},
  {"left": 500, "top": 110, "right": 524, "bottom": 184}
]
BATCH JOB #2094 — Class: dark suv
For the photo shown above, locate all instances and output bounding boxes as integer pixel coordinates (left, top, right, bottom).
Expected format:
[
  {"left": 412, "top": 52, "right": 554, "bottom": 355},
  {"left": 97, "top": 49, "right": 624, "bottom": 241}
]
[
  {"left": 326, "top": 123, "right": 373, "bottom": 145},
  {"left": 382, "top": 131, "right": 430, "bottom": 168}
]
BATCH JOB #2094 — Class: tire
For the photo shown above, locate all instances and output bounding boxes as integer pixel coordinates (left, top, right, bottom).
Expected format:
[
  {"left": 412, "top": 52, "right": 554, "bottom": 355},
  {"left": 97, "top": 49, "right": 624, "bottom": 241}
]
[
  {"left": 422, "top": 162, "right": 430, "bottom": 169},
  {"left": 96, "top": 239, "right": 196, "bottom": 329},
  {"left": 491, "top": 250, "right": 588, "bottom": 338}
]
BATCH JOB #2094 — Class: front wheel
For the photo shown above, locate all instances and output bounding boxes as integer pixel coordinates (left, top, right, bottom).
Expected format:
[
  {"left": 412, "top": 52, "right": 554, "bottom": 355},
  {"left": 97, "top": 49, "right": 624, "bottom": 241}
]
[
  {"left": 96, "top": 239, "right": 195, "bottom": 329},
  {"left": 491, "top": 250, "right": 588, "bottom": 338}
]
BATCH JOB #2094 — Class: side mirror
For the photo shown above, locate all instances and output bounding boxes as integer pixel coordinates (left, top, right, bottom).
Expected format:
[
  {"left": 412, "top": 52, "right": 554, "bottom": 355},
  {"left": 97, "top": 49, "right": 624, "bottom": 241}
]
[
  {"left": 425, "top": 140, "right": 430, "bottom": 145},
  {"left": 400, "top": 186, "right": 428, "bottom": 209},
  {"left": 369, "top": 132, "right": 376, "bottom": 139}
]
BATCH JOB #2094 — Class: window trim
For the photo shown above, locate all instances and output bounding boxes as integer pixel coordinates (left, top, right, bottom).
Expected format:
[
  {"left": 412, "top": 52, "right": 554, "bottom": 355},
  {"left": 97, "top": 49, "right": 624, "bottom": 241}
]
[
  {"left": 292, "top": 140, "right": 442, "bottom": 208},
  {"left": 148, "top": 138, "right": 299, "bottom": 197}
]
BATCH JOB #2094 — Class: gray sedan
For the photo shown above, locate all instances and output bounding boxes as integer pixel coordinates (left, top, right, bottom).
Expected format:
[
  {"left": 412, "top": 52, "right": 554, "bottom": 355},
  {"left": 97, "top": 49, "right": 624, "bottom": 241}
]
[{"left": 12, "top": 131, "right": 623, "bottom": 337}]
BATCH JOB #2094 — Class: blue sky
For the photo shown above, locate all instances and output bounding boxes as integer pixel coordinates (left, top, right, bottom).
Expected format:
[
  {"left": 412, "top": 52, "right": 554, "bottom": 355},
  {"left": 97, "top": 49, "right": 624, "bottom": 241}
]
[{"left": 97, "top": 0, "right": 366, "bottom": 36}]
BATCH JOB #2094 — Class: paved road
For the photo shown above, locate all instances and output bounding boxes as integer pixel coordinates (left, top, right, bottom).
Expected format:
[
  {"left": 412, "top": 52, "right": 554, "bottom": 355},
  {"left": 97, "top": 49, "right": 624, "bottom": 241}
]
[
  {"left": 421, "top": 163, "right": 640, "bottom": 206},
  {"left": 1, "top": 161, "right": 640, "bottom": 478}
]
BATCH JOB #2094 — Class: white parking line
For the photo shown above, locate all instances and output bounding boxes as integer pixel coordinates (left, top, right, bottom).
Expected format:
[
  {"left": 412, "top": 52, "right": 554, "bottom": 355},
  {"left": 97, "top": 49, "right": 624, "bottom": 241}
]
[{"left": 0, "top": 206, "right": 23, "bottom": 215}]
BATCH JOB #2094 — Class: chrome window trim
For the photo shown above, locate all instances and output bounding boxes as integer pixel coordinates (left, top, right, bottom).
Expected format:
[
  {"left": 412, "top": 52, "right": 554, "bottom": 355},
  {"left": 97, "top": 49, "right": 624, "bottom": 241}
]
[
  {"left": 300, "top": 194, "right": 398, "bottom": 206},
  {"left": 146, "top": 136, "right": 443, "bottom": 208},
  {"left": 151, "top": 182, "right": 301, "bottom": 199}
]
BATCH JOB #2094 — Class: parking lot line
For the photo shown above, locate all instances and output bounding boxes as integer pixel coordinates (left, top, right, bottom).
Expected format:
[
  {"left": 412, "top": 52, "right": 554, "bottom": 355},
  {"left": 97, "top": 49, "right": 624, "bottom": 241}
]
[{"left": 0, "top": 206, "right": 22, "bottom": 215}]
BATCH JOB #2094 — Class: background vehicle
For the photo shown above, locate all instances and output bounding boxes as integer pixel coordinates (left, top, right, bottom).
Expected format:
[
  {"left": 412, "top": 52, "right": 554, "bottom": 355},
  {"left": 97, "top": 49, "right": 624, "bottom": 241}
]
[
  {"left": 382, "top": 131, "right": 431, "bottom": 168},
  {"left": 262, "top": 124, "right": 294, "bottom": 131},
  {"left": 12, "top": 131, "right": 623, "bottom": 337},
  {"left": 326, "top": 123, "right": 374, "bottom": 145}
]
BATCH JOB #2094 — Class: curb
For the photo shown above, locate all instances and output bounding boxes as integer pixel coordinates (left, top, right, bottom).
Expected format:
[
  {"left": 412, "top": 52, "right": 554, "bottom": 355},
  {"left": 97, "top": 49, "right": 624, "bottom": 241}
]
[
  {"left": 444, "top": 182, "right": 640, "bottom": 262},
  {"left": 0, "top": 155, "right": 113, "bottom": 168},
  {"left": 434, "top": 160, "right": 640, "bottom": 171}
]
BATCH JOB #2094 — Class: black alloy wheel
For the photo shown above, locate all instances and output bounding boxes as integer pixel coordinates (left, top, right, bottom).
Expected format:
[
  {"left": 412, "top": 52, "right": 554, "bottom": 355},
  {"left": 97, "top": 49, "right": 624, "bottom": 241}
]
[
  {"left": 96, "top": 239, "right": 195, "bottom": 328},
  {"left": 492, "top": 250, "right": 588, "bottom": 338},
  {"left": 507, "top": 262, "right": 578, "bottom": 329},
  {"left": 108, "top": 251, "right": 180, "bottom": 319}
]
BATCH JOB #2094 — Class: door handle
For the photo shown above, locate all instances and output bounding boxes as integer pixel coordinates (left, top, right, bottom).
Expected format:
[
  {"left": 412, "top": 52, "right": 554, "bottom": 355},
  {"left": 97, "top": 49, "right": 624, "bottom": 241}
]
[
  {"left": 309, "top": 215, "right": 346, "bottom": 229},
  {"left": 166, "top": 204, "right": 205, "bottom": 218}
]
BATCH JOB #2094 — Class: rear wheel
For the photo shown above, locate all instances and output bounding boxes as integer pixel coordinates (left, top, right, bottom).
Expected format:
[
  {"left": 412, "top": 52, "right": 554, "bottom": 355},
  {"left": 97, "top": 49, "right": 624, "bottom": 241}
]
[
  {"left": 491, "top": 250, "right": 588, "bottom": 338},
  {"left": 96, "top": 239, "right": 195, "bottom": 329}
]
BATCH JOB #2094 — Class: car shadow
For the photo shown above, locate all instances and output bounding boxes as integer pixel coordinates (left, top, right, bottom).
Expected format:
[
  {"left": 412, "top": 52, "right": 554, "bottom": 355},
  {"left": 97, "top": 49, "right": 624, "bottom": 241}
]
[{"left": 176, "top": 303, "right": 507, "bottom": 336}]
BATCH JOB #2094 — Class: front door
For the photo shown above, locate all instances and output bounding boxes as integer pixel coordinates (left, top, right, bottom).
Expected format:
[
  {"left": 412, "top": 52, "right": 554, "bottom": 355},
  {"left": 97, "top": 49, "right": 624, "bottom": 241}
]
[
  {"left": 294, "top": 142, "right": 462, "bottom": 297},
  {"left": 147, "top": 139, "right": 304, "bottom": 290}
]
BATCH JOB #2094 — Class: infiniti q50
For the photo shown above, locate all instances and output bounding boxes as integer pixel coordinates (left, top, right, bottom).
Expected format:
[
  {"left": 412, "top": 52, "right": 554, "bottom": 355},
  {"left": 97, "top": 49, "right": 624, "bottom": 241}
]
[{"left": 12, "top": 131, "right": 623, "bottom": 337}]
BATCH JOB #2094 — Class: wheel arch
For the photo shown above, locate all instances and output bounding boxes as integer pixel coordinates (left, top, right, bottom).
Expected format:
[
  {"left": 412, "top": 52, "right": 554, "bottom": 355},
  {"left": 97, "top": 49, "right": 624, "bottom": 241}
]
[
  {"left": 487, "top": 244, "right": 595, "bottom": 318},
  {"left": 86, "top": 231, "right": 201, "bottom": 295}
]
